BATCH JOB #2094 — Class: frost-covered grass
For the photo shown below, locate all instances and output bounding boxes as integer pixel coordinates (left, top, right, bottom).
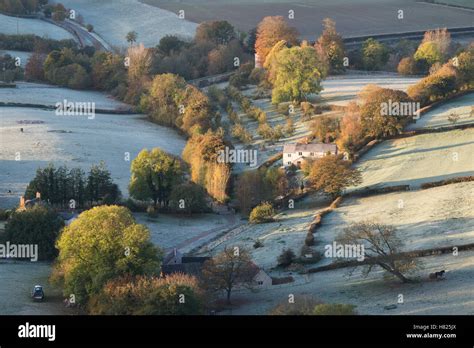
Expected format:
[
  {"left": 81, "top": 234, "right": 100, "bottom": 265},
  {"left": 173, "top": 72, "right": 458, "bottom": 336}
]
[
  {"left": 352, "top": 128, "right": 474, "bottom": 190},
  {"left": 204, "top": 195, "right": 331, "bottom": 270},
  {"left": 407, "top": 93, "right": 474, "bottom": 130},
  {"left": 0, "top": 262, "right": 68, "bottom": 315},
  {"left": 223, "top": 249, "right": 474, "bottom": 315},
  {"left": 0, "top": 107, "right": 186, "bottom": 209},
  {"left": 0, "top": 82, "right": 131, "bottom": 110},
  {"left": 319, "top": 74, "right": 421, "bottom": 106},
  {"left": 135, "top": 213, "right": 233, "bottom": 253},
  {"left": 0, "top": 13, "right": 74, "bottom": 41},
  {"left": 316, "top": 182, "right": 474, "bottom": 259},
  {"left": 53, "top": 0, "right": 197, "bottom": 48}
]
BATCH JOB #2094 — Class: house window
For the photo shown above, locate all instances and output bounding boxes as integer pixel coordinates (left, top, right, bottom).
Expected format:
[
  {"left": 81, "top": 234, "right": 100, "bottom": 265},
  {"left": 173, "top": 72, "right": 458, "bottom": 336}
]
[
  {"left": 310, "top": 152, "right": 314, "bottom": 156},
  {"left": 288, "top": 153, "right": 291, "bottom": 157},
  {"left": 298, "top": 152, "right": 302, "bottom": 156},
  {"left": 287, "top": 161, "right": 291, "bottom": 165},
  {"left": 257, "top": 281, "right": 263, "bottom": 285}
]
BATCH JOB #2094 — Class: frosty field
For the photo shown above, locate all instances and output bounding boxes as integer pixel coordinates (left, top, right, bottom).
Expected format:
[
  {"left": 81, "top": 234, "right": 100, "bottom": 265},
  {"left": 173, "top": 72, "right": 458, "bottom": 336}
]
[
  {"left": 0, "top": 262, "right": 68, "bottom": 315},
  {"left": 202, "top": 194, "right": 331, "bottom": 271},
  {"left": 320, "top": 74, "right": 421, "bottom": 106},
  {"left": 352, "top": 128, "right": 474, "bottom": 190},
  {"left": 0, "top": 107, "right": 186, "bottom": 209},
  {"left": 0, "top": 13, "right": 74, "bottom": 41},
  {"left": 0, "top": 82, "right": 131, "bottom": 111},
  {"left": 225, "top": 249, "right": 474, "bottom": 315},
  {"left": 135, "top": 213, "right": 238, "bottom": 253},
  {"left": 53, "top": 0, "right": 197, "bottom": 48},
  {"left": 406, "top": 93, "right": 474, "bottom": 130},
  {"left": 316, "top": 182, "right": 474, "bottom": 258}
]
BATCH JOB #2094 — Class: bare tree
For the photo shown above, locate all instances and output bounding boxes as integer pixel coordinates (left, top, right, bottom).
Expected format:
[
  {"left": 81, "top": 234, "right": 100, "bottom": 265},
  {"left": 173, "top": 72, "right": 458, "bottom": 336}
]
[
  {"left": 201, "top": 247, "right": 256, "bottom": 304},
  {"left": 337, "top": 221, "right": 418, "bottom": 283}
]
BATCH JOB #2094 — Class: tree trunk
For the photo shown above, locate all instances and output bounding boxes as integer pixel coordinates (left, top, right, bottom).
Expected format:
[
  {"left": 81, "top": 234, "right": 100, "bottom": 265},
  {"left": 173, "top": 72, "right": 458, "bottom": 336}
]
[
  {"left": 391, "top": 269, "right": 410, "bottom": 283},
  {"left": 378, "top": 262, "right": 411, "bottom": 283},
  {"left": 226, "top": 289, "right": 232, "bottom": 305}
]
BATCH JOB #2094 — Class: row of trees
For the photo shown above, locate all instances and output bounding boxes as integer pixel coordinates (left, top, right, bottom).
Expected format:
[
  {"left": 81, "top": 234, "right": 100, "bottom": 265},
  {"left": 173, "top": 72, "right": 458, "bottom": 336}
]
[
  {"left": 182, "top": 130, "right": 232, "bottom": 203},
  {"left": 407, "top": 45, "right": 474, "bottom": 106},
  {"left": 398, "top": 28, "right": 453, "bottom": 76},
  {"left": 139, "top": 73, "right": 216, "bottom": 136},
  {"left": 24, "top": 162, "right": 120, "bottom": 208},
  {"left": 151, "top": 20, "right": 252, "bottom": 80},
  {"left": 0, "top": 33, "right": 75, "bottom": 52}
]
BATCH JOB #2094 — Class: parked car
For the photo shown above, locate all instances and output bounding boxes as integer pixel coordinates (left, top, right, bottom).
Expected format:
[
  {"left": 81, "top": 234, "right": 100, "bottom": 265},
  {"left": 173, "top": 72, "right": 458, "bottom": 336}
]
[{"left": 31, "top": 285, "right": 44, "bottom": 301}]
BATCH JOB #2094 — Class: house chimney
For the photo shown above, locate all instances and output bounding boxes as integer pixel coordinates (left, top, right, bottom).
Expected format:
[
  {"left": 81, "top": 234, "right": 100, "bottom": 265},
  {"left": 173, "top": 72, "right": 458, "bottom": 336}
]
[{"left": 36, "top": 192, "right": 41, "bottom": 200}]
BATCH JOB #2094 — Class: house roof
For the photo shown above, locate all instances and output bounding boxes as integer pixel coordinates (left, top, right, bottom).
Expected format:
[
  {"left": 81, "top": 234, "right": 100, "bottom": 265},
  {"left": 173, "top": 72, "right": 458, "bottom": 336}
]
[
  {"left": 163, "top": 249, "right": 182, "bottom": 265},
  {"left": 182, "top": 256, "right": 211, "bottom": 264},
  {"left": 283, "top": 143, "right": 337, "bottom": 154},
  {"left": 161, "top": 262, "right": 204, "bottom": 277}
]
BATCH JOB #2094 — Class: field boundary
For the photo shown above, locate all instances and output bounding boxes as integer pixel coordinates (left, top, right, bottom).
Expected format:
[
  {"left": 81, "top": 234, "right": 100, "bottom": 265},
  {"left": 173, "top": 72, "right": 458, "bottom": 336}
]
[
  {"left": 0, "top": 102, "right": 134, "bottom": 114},
  {"left": 307, "top": 242, "right": 474, "bottom": 274}
]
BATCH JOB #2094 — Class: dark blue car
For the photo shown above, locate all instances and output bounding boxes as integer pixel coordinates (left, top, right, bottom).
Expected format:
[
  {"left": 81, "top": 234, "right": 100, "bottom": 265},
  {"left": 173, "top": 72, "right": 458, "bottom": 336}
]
[{"left": 31, "top": 285, "right": 44, "bottom": 301}]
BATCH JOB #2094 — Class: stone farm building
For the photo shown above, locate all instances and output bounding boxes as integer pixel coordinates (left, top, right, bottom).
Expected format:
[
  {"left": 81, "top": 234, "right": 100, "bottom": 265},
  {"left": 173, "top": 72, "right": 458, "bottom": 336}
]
[
  {"left": 283, "top": 143, "right": 338, "bottom": 167},
  {"left": 161, "top": 249, "right": 272, "bottom": 289}
]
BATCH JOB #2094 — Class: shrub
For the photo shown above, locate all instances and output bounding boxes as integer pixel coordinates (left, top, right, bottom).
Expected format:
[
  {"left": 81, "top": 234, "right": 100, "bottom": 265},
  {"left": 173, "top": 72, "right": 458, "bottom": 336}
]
[
  {"left": 298, "top": 245, "right": 322, "bottom": 264},
  {"left": 249, "top": 202, "right": 275, "bottom": 223},
  {"left": 2, "top": 205, "right": 64, "bottom": 261},
  {"left": 277, "top": 102, "right": 291, "bottom": 116},
  {"left": 407, "top": 64, "right": 458, "bottom": 106},
  {"left": 284, "top": 117, "right": 296, "bottom": 136},
  {"left": 414, "top": 41, "right": 443, "bottom": 66},
  {"left": 0, "top": 209, "right": 10, "bottom": 221},
  {"left": 123, "top": 198, "right": 147, "bottom": 212},
  {"left": 397, "top": 57, "right": 418, "bottom": 76},
  {"left": 361, "top": 38, "right": 389, "bottom": 70},
  {"left": 300, "top": 101, "right": 314, "bottom": 118},
  {"left": 231, "top": 124, "right": 253, "bottom": 144},
  {"left": 170, "top": 182, "right": 209, "bottom": 214},
  {"left": 277, "top": 248, "right": 296, "bottom": 267},
  {"left": 86, "top": 24, "right": 94, "bottom": 32},
  {"left": 253, "top": 240, "right": 264, "bottom": 249},
  {"left": 269, "top": 296, "right": 319, "bottom": 315},
  {"left": 313, "top": 303, "right": 357, "bottom": 315},
  {"left": 88, "top": 274, "right": 203, "bottom": 315},
  {"left": 249, "top": 67, "right": 266, "bottom": 85},
  {"left": 146, "top": 205, "right": 158, "bottom": 218}
]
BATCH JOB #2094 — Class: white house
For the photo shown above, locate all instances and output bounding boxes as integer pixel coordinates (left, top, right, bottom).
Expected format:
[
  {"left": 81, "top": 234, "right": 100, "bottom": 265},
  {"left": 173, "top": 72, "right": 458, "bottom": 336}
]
[{"left": 283, "top": 143, "right": 338, "bottom": 167}]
